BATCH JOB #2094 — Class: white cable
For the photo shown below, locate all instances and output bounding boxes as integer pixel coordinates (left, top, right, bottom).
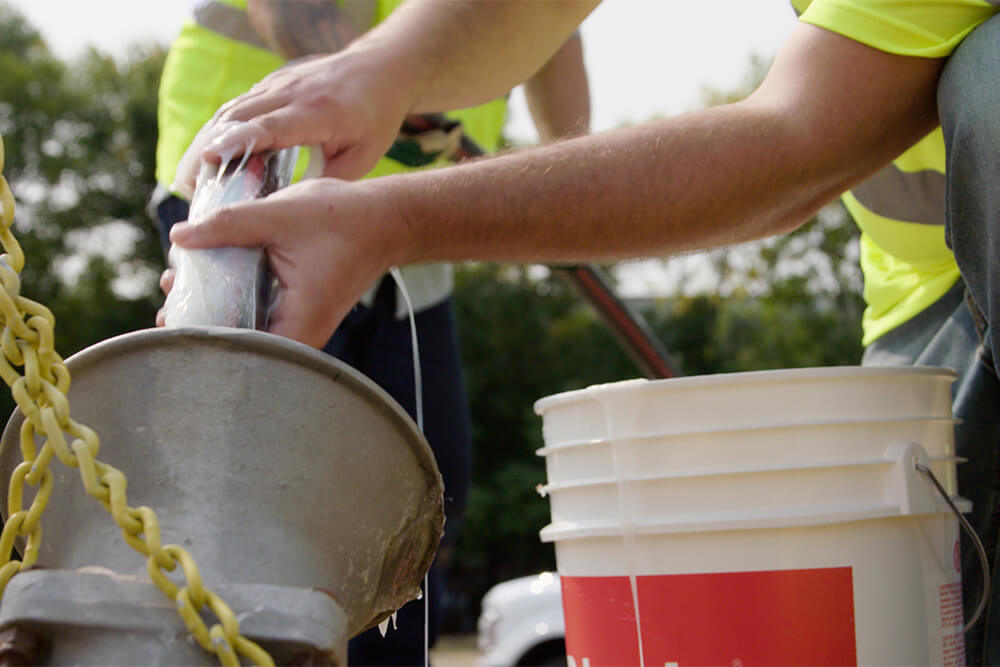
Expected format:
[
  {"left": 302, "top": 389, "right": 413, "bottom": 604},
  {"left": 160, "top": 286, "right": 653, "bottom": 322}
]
[
  {"left": 390, "top": 267, "right": 423, "bottom": 432},
  {"left": 388, "top": 267, "right": 429, "bottom": 666}
]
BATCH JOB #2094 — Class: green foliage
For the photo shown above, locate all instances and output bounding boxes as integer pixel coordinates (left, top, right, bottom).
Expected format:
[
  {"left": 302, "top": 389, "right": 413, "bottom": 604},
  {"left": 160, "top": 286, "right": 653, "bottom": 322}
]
[{"left": 0, "top": 3, "right": 165, "bottom": 421}]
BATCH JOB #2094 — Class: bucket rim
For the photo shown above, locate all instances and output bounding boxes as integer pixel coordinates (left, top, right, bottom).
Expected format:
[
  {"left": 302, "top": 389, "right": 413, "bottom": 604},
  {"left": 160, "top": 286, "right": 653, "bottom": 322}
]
[
  {"left": 538, "top": 455, "right": 963, "bottom": 493},
  {"left": 537, "top": 454, "right": 963, "bottom": 492},
  {"left": 536, "top": 415, "right": 958, "bottom": 454},
  {"left": 538, "top": 497, "right": 968, "bottom": 542},
  {"left": 534, "top": 365, "right": 958, "bottom": 414}
]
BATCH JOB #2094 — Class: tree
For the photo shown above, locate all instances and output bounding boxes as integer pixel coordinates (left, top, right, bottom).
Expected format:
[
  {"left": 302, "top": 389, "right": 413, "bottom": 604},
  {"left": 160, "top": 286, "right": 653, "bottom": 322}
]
[{"left": 0, "top": 3, "right": 165, "bottom": 422}]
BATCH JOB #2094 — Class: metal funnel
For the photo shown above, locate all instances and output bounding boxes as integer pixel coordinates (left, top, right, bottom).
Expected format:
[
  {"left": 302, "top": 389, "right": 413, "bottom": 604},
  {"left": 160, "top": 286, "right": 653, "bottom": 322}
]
[{"left": 0, "top": 327, "right": 444, "bottom": 639}]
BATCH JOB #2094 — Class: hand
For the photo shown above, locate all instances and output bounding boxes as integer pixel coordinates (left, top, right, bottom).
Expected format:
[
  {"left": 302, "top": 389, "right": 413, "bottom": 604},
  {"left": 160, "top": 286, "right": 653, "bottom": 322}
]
[
  {"left": 172, "top": 50, "right": 414, "bottom": 197},
  {"left": 155, "top": 268, "right": 175, "bottom": 328},
  {"left": 166, "top": 178, "right": 405, "bottom": 348}
]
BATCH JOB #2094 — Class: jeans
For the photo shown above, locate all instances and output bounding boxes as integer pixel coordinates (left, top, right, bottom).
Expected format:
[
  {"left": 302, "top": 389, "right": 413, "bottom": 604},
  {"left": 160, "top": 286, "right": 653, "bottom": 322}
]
[
  {"left": 863, "top": 284, "right": 999, "bottom": 663},
  {"left": 155, "top": 196, "right": 472, "bottom": 665},
  {"left": 328, "top": 279, "right": 472, "bottom": 666},
  {"left": 940, "top": 13, "right": 1000, "bottom": 664},
  {"left": 864, "top": 13, "right": 1000, "bottom": 664}
]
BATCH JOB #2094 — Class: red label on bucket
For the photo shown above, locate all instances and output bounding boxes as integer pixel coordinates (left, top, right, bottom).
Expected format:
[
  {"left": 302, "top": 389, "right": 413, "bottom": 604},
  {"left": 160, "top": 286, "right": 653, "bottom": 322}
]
[{"left": 561, "top": 568, "right": 856, "bottom": 666}]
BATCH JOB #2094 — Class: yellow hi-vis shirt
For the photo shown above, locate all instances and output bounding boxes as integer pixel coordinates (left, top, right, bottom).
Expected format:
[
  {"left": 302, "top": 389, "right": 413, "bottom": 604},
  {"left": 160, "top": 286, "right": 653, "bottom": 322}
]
[
  {"left": 155, "top": 0, "right": 507, "bottom": 189},
  {"left": 790, "top": 0, "right": 999, "bottom": 345}
]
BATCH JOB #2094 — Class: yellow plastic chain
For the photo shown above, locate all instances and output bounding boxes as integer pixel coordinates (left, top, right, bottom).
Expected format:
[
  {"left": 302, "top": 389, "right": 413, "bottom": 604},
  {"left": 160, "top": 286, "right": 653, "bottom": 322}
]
[{"left": 0, "top": 135, "right": 274, "bottom": 667}]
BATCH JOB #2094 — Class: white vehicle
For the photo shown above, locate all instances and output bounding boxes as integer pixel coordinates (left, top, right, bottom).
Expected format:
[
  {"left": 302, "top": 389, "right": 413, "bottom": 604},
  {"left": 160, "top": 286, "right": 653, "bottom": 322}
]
[{"left": 477, "top": 572, "right": 566, "bottom": 667}]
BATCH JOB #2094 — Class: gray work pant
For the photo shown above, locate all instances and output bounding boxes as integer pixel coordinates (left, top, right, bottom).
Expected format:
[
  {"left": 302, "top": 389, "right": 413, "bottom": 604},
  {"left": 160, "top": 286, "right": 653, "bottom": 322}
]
[{"left": 864, "top": 13, "right": 1000, "bottom": 664}]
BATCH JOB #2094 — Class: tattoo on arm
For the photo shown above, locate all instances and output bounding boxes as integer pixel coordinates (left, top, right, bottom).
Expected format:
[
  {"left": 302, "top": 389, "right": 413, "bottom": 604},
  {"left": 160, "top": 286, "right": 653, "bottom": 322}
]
[{"left": 247, "top": 0, "right": 362, "bottom": 59}]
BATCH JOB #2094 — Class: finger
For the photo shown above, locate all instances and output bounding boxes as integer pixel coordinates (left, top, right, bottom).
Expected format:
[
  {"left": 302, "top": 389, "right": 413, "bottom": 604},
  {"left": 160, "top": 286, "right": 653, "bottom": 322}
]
[
  {"left": 159, "top": 268, "right": 176, "bottom": 296},
  {"left": 266, "top": 286, "right": 340, "bottom": 349},
  {"left": 213, "top": 86, "right": 274, "bottom": 123},
  {"left": 172, "top": 118, "right": 247, "bottom": 197},
  {"left": 169, "top": 198, "right": 288, "bottom": 249},
  {"left": 321, "top": 143, "right": 383, "bottom": 181},
  {"left": 213, "top": 65, "right": 303, "bottom": 121},
  {"left": 156, "top": 307, "right": 166, "bottom": 328},
  {"left": 211, "top": 104, "right": 354, "bottom": 169},
  {"left": 201, "top": 120, "right": 277, "bottom": 165}
]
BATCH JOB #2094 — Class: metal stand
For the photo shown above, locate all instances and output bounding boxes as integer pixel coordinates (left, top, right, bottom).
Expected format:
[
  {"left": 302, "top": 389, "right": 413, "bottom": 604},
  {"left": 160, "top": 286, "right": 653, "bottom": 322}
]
[
  {"left": 0, "top": 328, "right": 444, "bottom": 664},
  {"left": 0, "top": 569, "right": 348, "bottom": 665}
]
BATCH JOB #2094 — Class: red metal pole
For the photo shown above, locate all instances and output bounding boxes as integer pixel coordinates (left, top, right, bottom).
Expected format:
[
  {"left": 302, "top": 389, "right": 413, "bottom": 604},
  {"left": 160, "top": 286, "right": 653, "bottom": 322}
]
[{"left": 558, "top": 265, "right": 681, "bottom": 379}]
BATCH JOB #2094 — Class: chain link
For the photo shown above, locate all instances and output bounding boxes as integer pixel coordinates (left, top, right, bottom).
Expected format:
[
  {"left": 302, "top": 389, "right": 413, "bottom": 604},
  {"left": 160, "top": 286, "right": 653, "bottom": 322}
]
[{"left": 0, "top": 135, "right": 274, "bottom": 667}]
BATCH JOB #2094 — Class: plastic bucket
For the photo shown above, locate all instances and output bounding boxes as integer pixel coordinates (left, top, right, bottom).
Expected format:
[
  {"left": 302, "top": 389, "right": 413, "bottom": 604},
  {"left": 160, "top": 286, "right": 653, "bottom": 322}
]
[{"left": 535, "top": 367, "right": 967, "bottom": 666}]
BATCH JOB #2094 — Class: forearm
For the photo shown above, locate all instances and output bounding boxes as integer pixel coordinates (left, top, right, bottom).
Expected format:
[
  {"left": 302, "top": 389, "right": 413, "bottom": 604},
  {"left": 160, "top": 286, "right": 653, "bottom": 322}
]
[
  {"left": 389, "top": 99, "right": 937, "bottom": 267},
  {"left": 524, "top": 33, "right": 591, "bottom": 142},
  {"left": 350, "top": 0, "right": 598, "bottom": 114},
  {"left": 388, "top": 106, "right": 823, "bottom": 265},
  {"left": 385, "top": 22, "right": 943, "bottom": 266}
]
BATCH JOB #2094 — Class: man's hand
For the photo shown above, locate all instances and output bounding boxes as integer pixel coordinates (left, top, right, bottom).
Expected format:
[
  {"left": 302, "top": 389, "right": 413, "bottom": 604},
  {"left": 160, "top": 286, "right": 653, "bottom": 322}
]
[
  {"left": 170, "top": 0, "right": 594, "bottom": 195},
  {"left": 166, "top": 178, "right": 406, "bottom": 348},
  {"left": 173, "top": 0, "right": 420, "bottom": 197},
  {"left": 171, "top": 48, "right": 413, "bottom": 198}
]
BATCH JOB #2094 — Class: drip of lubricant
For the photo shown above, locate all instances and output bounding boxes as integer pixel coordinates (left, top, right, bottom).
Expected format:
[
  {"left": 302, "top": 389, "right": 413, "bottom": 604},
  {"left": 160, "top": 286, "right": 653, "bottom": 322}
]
[
  {"left": 587, "top": 386, "right": 646, "bottom": 667},
  {"left": 374, "top": 267, "right": 429, "bottom": 667}
]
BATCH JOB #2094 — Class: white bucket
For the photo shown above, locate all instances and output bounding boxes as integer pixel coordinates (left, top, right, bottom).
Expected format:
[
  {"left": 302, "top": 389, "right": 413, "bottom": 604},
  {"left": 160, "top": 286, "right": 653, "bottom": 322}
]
[{"left": 535, "top": 367, "right": 967, "bottom": 667}]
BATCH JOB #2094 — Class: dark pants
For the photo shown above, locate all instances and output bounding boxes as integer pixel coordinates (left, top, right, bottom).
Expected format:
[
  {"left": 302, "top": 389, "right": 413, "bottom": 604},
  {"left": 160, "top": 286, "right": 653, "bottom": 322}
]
[
  {"left": 864, "top": 13, "right": 1000, "bottom": 664},
  {"left": 863, "top": 284, "right": 1000, "bottom": 664},
  {"left": 939, "top": 14, "right": 1000, "bottom": 664},
  {"left": 156, "top": 196, "right": 472, "bottom": 665}
]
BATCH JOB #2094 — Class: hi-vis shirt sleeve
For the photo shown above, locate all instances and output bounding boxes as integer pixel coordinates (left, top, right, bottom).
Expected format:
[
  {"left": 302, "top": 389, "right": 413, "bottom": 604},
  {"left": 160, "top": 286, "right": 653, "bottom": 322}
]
[{"left": 799, "top": 0, "right": 999, "bottom": 57}]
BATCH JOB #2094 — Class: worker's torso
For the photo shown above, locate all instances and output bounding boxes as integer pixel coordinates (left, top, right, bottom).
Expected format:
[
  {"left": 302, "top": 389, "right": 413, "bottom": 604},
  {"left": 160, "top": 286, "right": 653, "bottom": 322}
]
[{"left": 790, "top": 0, "right": 997, "bottom": 343}]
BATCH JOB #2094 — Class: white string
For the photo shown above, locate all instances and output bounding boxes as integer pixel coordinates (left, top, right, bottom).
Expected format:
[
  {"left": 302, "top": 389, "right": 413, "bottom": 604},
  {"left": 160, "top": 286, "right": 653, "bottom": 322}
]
[
  {"left": 390, "top": 267, "right": 423, "bottom": 433},
  {"left": 213, "top": 137, "right": 256, "bottom": 189},
  {"left": 389, "top": 267, "right": 429, "bottom": 667}
]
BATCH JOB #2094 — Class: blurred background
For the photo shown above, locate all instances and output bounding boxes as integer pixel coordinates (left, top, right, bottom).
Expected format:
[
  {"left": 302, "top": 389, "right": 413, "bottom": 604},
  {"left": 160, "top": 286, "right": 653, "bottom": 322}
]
[{"left": 0, "top": 0, "right": 864, "bottom": 637}]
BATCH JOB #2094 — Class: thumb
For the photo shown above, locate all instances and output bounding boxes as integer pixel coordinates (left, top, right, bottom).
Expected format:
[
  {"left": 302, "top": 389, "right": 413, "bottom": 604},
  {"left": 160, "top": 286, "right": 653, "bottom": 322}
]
[
  {"left": 322, "top": 143, "right": 389, "bottom": 181},
  {"left": 172, "top": 119, "right": 264, "bottom": 198},
  {"left": 201, "top": 121, "right": 277, "bottom": 165},
  {"left": 266, "top": 285, "right": 345, "bottom": 349}
]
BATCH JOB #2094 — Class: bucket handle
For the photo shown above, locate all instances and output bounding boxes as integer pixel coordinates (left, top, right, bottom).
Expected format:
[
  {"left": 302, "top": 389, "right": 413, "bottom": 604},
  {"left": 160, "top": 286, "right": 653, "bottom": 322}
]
[{"left": 915, "top": 460, "right": 990, "bottom": 633}]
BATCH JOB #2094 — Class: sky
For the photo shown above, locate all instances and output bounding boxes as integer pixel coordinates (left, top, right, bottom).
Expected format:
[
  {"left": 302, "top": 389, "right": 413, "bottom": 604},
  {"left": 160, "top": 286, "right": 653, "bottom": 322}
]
[
  {"left": 15, "top": 1, "right": 799, "bottom": 138},
  {"left": 13, "top": 0, "right": 801, "bottom": 295}
]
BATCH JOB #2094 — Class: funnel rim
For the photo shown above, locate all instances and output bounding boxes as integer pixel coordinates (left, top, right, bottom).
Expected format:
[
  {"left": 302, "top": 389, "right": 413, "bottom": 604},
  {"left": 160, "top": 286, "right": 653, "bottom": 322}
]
[{"left": 15, "top": 326, "right": 439, "bottom": 483}]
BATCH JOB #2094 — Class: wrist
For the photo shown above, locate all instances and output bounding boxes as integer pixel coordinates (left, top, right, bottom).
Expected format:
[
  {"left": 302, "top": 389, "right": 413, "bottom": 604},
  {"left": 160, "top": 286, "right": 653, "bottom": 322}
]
[
  {"left": 359, "top": 175, "right": 425, "bottom": 270},
  {"left": 344, "top": 30, "right": 425, "bottom": 119}
]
